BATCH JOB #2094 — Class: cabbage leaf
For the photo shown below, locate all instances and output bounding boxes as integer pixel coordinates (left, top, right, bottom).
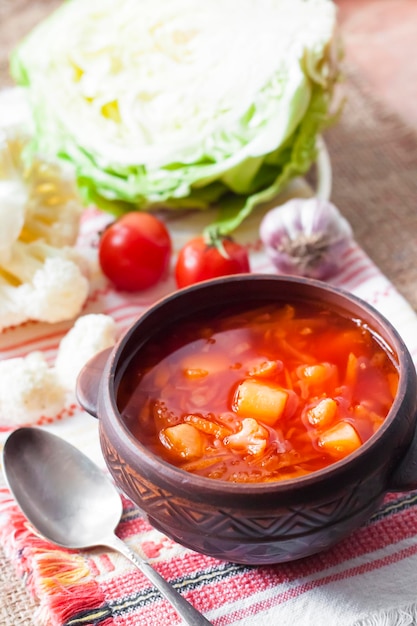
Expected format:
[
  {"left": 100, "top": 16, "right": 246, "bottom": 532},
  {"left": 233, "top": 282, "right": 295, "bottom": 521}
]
[{"left": 11, "top": 0, "right": 339, "bottom": 233}]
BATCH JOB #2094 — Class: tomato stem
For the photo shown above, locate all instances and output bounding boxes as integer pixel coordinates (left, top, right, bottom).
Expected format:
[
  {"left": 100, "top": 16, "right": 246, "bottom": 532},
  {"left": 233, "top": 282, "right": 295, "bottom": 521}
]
[{"left": 203, "top": 228, "right": 232, "bottom": 260}]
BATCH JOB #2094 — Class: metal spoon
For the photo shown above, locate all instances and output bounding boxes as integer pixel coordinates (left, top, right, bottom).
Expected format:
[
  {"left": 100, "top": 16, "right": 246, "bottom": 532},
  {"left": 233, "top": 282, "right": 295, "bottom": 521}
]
[{"left": 2, "top": 427, "right": 213, "bottom": 626}]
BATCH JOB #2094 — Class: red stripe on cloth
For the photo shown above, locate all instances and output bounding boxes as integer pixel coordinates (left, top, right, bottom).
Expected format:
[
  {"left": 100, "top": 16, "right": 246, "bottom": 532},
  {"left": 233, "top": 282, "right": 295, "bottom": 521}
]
[
  {"left": 98, "top": 554, "right": 116, "bottom": 574},
  {"left": 100, "top": 573, "right": 220, "bottom": 625},
  {"left": 88, "top": 526, "right": 407, "bottom": 624},
  {"left": 113, "top": 488, "right": 417, "bottom": 583},
  {"left": 84, "top": 292, "right": 157, "bottom": 318},
  {"left": 0, "top": 404, "right": 77, "bottom": 433},
  {"left": 100, "top": 569, "right": 154, "bottom": 595},
  {"left": 154, "top": 552, "right": 221, "bottom": 583},
  {"left": 332, "top": 263, "right": 380, "bottom": 290},
  {"left": 106, "top": 601, "right": 183, "bottom": 626},
  {"left": 117, "top": 516, "right": 157, "bottom": 538},
  {"left": 129, "top": 502, "right": 417, "bottom": 613},
  {"left": 215, "top": 543, "right": 417, "bottom": 625},
  {"left": 0, "top": 329, "right": 68, "bottom": 358},
  {"left": 365, "top": 285, "right": 397, "bottom": 307}
]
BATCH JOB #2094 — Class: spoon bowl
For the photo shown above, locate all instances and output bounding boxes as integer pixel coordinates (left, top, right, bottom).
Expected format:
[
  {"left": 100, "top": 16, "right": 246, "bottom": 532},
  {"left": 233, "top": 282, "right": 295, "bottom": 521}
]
[{"left": 2, "top": 426, "right": 212, "bottom": 626}]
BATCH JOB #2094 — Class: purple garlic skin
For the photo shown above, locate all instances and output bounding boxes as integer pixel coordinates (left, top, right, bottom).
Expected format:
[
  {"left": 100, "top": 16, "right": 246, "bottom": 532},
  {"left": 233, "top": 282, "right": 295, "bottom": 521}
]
[{"left": 259, "top": 197, "right": 353, "bottom": 280}]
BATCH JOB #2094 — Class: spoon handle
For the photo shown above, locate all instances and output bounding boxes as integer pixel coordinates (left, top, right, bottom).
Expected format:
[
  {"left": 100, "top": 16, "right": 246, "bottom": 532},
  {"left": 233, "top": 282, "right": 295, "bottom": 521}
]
[{"left": 106, "top": 534, "right": 213, "bottom": 625}]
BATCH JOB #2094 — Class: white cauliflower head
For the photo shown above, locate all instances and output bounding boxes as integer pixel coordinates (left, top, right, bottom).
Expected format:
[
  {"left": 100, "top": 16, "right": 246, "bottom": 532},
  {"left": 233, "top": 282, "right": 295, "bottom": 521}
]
[
  {"left": 0, "top": 132, "right": 27, "bottom": 263},
  {"left": 0, "top": 180, "right": 26, "bottom": 263},
  {"left": 22, "top": 253, "right": 90, "bottom": 324},
  {"left": 0, "top": 130, "right": 89, "bottom": 332},
  {"left": 55, "top": 313, "right": 117, "bottom": 391},
  {"left": 0, "top": 240, "right": 89, "bottom": 331},
  {"left": 0, "top": 351, "right": 67, "bottom": 426},
  {"left": 0, "top": 132, "right": 83, "bottom": 249},
  {"left": 0, "top": 288, "right": 29, "bottom": 331},
  {"left": 20, "top": 157, "right": 83, "bottom": 247}
]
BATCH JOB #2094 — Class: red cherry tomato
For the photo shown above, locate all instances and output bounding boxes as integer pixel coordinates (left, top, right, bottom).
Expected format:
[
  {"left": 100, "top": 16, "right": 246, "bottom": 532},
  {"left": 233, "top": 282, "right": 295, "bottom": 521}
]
[
  {"left": 98, "top": 212, "right": 172, "bottom": 292},
  {"left": 175, "top": 234, "right": 250, "bottom": 289}
]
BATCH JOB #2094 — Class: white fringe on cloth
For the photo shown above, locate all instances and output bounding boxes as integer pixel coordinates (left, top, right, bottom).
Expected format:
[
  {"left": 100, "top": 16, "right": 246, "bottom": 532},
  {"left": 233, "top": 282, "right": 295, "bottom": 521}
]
[{"left": 354, "top": 605, "right": 417, "bottom": 626}]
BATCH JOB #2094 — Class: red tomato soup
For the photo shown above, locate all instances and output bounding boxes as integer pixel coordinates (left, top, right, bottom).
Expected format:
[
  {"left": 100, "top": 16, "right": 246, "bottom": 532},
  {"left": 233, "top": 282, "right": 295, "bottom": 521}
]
[{"left": 118, "top": 301, "right": 399, "bottom": 483}]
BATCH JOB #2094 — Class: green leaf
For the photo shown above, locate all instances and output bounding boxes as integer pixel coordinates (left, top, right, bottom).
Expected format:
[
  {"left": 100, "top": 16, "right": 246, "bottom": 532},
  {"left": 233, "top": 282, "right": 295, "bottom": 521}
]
[{"left": 10, "top": 0, "right": 339, "bottom": 232}]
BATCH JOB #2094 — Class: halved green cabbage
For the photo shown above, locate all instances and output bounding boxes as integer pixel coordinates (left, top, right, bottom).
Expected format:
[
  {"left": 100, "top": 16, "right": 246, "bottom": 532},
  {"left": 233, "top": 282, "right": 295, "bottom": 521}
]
[{"left": 11, "top": 0, "right": 339, "bottom": 233}]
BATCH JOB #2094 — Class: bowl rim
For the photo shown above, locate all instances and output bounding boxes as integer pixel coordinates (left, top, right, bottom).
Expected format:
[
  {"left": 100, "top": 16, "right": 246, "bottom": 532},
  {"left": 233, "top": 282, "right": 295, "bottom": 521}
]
[{"left": 103, "top": 274, "right": 416, "bottom": 496}]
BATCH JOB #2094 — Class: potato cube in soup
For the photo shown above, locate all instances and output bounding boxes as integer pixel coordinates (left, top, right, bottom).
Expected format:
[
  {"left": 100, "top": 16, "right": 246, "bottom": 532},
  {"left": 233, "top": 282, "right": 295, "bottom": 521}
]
[
  {"left": 159, "top": 423, "right": 206, "bottom": 461},
  {"left": 306, "top": 397, "right": 338, "bottom": 427},
  {"left": 318, "top": 421, "right": 362, "bottom": 458},
  {"left": 233, "top": 379, "right": 288, "bottom": 425}
]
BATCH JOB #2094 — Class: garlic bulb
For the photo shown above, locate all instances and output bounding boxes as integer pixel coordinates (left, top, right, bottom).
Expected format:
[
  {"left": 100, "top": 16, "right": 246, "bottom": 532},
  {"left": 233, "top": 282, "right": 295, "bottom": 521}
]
[{"left": 259, "top": 197, "right": 353, "bottom": 279}]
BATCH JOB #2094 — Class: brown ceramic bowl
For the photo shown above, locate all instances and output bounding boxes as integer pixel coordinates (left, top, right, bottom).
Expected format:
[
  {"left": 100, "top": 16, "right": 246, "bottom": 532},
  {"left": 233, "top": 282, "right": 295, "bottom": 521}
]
[{"left": 77, "top": 275, "right": 417, "bottom": 565}]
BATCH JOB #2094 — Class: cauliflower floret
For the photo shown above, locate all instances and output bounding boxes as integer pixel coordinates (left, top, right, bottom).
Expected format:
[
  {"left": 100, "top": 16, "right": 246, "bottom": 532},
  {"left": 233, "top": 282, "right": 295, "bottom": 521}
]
[
  {"left": 0, "top": 133, "right": 27, "bottom": 263},
  {"left": 1, "top": 133, "right": 83, "bottom": 248},
  {"left": 0, "top": 279, "right": 29, "bottom": 331},
  {"left": 0, "top": 240, "right": 89, "bottom": 331},
  {"left": 20, "top": 253, "right": 89, "bottom": 324},
  {"left": 0, "top": 181, "right": 26, "bottom": 263},
  {"left": 0, "top": 314, "right": 117, "bottom": 426},
  {"left": 55, "top": 313, "right": 117, "bottom": 391},
  {"left": 224, "top": 418, "right": 269, "bottom": 456},
  {"left": 0, "top": 132, "right": 89, "bottom": 332},
  {"left": 0, "top": 351, "right": 67, "bottom": 425},
  {"left": 20, "top": 157, "right": 82, "bottom": 247}
]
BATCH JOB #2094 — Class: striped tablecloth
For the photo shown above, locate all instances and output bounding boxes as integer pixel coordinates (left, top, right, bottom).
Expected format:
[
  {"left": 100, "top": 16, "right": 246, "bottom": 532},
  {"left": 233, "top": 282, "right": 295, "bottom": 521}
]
[{"left": 1, "top": 199, "right": 417, "bottom": 626}]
